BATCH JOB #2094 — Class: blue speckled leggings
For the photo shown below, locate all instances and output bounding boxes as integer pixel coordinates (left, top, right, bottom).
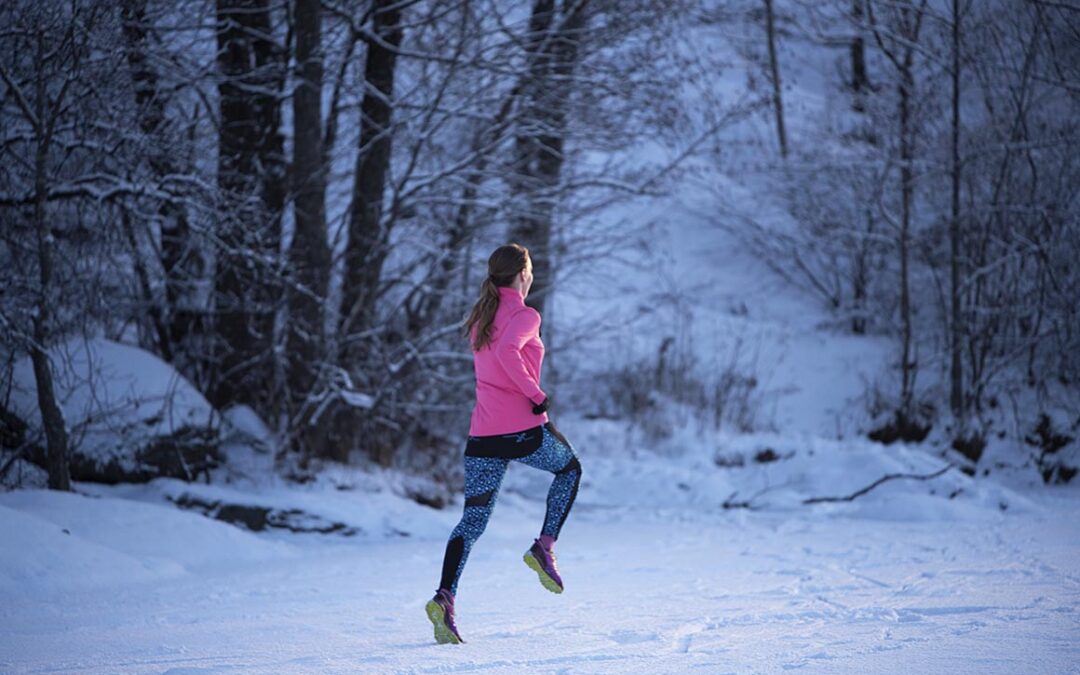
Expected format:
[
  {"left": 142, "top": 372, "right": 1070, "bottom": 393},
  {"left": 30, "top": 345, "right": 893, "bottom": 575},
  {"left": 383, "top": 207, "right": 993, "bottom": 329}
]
[{"left": 439, "top": 423, "right": 582, "bottom": 595}]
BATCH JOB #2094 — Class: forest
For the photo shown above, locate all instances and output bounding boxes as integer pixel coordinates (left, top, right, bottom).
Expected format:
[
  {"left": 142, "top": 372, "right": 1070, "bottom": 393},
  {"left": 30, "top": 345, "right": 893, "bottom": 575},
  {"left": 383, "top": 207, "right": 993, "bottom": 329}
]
[{"left": 2, "top": 0, "right": 1077, "bottom": 493}]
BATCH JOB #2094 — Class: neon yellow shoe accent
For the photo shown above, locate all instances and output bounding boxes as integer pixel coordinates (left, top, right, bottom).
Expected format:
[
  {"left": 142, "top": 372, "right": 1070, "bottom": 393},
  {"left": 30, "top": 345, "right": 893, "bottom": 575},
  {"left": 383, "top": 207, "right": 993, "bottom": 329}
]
[
  {"left": 425, "top": 599, "right": 463, "bottom": 644},
  {"left": 524, "top": 551, "right": 564, "bottom": 594}
]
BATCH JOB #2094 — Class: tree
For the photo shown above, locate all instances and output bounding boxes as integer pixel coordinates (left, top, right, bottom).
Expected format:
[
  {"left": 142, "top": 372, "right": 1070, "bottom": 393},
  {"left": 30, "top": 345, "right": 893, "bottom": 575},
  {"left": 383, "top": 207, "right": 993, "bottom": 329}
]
[
  {"left": 508, "top": 0, "right": 591, "bottom": 316},
  {"left": 948, "top": 0, "right": 964, "bottom": 422},
  {"left": 285, "top": 0, "right": 332, "bottom": 460},
  {"left": 212, "top": 0, "right": 288, "bottom": 413},
  {"left": 339, "top": 0, "right": 406, "bottom": 342},
  {"left": 119, "top": 0, "right": 205, "bottom": 365},
  {"left": 327, "top": 0, "right": 406, "bottom": 466},
  {"left": 956, "top": 0, "right": 1080, "bottom": 410},
  {"left": 0, "top": 0, "right": 120, "bottom": 490},
  {"left": 763, "top": 0, "right": 788, "bottom": 158},
  {"left": 850, "top": 0, "right": 869, "bottom": 110},
  {"left": 867, "top": 0, "right": 928, "bottom": 425}
]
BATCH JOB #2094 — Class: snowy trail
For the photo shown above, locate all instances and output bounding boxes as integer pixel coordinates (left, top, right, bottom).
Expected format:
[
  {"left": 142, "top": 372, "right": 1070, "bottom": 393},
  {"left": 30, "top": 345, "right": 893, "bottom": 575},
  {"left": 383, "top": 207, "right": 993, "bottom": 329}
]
[{"left": 4, "top": 490, "right": 1078, "bottom": 674}]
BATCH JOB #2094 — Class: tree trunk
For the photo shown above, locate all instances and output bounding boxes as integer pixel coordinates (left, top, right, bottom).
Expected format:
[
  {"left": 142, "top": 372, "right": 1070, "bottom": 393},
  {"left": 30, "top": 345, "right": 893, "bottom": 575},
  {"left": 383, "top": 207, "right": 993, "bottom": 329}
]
[
  {"left": 899, "top": 59, "right": 914, "bottom": 416},
  {"left": 764, "top": 0, "right": 788, "bottom": 158},
  {"left": 338, "top": 0, "right": 404, "bottom": 342},
  {"left": 852, "top": 208, "right": 871, "bottom": 334},
  {"left": 29, "top": 31, "right": 71, "bottom": 491},
  {"left": 509, "top": 0, "right": 555, "bottom": 315},
  {"left": 869, "top": 0, "right": 926, "bottom": 419},
  {"left": 509, "top": 0, "right": 588, "bottom": 316},
  {"left": 212, "top": 0, "right": 286, "bottom": 412},
  {"left": 851, "top": 0, "right": 868, "bottom": 111},
  {"left": 120, "top": 0, "right": 204, "bottom": 364},
  {"left": 287, "top": 0, "right": 331, "bottom": 460},
  {"left": 333, "top": 0, "right": 404, "bottom": 466},
  {"left": 948, "top": 0, "right": 964, "bottom": 420}
]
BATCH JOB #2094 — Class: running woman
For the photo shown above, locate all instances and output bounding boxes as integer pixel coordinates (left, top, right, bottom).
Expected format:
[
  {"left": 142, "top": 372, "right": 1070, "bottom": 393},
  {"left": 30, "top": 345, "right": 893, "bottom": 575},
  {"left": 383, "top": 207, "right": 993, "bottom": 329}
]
[{"left": 425, "top": 243, "right": 583, "bottom": 645}]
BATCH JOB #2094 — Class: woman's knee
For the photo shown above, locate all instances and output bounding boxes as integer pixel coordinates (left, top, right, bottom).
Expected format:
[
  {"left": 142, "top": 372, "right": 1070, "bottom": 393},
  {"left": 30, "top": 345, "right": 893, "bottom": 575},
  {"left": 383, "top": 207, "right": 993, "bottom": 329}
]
[{"left": 557, "top": 455, "right": 581, "bottom": 477}]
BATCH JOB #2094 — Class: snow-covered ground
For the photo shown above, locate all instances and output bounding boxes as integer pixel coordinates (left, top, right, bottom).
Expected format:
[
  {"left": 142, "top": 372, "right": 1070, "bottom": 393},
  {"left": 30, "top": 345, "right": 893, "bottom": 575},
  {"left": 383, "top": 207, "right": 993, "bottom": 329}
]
[
  {"left": 3, "top": 400, "right": 1080, "bottom": 675},
  {"left": 3, "top": 441, "right": 1079, "bottom": 674}
]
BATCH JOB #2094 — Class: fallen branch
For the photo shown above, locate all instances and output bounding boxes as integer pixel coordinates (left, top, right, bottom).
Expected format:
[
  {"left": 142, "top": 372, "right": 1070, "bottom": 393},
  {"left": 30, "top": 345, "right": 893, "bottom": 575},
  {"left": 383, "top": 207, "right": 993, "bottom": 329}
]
[
  {"left": 722, "top": 482, "right": 790, "bottom": 510},
  {"left": 722, "top": 491, "right": 755, "bottom": 509},
  {"left": 802, "top": 463, "right": 955, "bottom": 504}
]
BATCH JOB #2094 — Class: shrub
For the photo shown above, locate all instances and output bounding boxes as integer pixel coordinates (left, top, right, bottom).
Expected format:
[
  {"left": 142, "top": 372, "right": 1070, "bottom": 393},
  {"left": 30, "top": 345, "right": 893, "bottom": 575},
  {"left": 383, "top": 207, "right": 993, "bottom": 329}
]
[{"left": 1025, "top": 413, "right": 1077, "bottom": 485}]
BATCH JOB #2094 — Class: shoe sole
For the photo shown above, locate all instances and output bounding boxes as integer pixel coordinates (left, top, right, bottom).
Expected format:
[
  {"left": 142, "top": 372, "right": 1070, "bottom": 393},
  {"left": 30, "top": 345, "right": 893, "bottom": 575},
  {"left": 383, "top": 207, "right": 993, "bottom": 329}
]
[
  {"left": 523, "top": 550, "right": 564, "bottom": 594},
  {"left": 425, "top": 599, "right": 463, "bottom": 644}
]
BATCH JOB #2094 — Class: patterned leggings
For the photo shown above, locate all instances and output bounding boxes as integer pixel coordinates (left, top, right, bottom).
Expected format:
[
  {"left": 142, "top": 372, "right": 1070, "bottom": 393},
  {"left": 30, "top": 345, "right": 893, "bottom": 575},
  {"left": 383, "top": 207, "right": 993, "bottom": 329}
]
[{"left": 439, "top": 423, "right": 582, "bottom": 595}]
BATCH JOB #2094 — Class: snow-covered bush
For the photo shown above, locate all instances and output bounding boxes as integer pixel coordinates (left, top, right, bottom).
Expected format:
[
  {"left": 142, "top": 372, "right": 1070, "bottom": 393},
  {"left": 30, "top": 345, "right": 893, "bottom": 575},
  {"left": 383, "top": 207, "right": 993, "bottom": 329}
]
[
  {"left": 1025, "top": 413, "right": 1078, "bottom": 485},
  {"left": 3, "top": 337, "right": 222, "bottom": 485}
]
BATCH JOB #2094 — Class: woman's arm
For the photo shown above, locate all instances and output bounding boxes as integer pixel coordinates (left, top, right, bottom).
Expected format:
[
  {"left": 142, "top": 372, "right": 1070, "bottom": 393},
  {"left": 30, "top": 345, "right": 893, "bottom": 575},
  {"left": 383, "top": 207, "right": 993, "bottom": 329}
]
[{"left": 494, "top": 307, "right": 546, "bottom": 405}]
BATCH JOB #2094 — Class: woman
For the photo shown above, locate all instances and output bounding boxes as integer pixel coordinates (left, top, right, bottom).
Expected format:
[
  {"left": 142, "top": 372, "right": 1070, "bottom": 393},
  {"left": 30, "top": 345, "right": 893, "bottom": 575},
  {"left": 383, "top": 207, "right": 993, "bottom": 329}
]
[{"left": 425, "top": 243, "right": 583, "bottom": 645}]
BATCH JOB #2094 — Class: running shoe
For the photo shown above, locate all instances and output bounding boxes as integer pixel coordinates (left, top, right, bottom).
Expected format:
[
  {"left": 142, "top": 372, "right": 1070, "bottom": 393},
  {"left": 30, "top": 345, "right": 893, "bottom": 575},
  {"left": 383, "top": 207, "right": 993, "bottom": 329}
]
[
  {"left": 523, "top": 538, "right": 564, "bottom": 593},
  {"left": 425, "top": 588, "right": 464, "bottom": 644}
]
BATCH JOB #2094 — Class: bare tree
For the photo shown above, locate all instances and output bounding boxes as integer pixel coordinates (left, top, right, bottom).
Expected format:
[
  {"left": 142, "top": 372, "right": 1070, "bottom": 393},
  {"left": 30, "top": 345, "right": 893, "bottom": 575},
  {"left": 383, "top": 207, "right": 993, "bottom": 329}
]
[
  {"left": 763, "top": 0, "right": 788, "bottom": 158},
  {"left": 850, "top": 0, "right": 869, "bottom": 110},
  {"left": 339, "top": 0, "right": 406, "bottom": 343},
  {"left": 119, "top": 0, "right": 206, "bottom": 365},
  {"left": 867, "top": 0, "right": 928, "bottom": 425},
  {"left": 285, "top": 0, "right": 332, "bottom": 460},
  {"left": 211, "top": 0, "right": 288, "bottom": 413},
  {"left": 326, "top": 0, "right": 406, "bottom": 466},
  {"left": 508, "top": 0, "right": 591, "bottom": 315},
  {"left": 948, "top": 0, "right": 964, "bottom": 422},
  {"left": 957, "top": 0, "right": 1080, "bottom": 412},
  {"left": 0, "top": 0, "right": 121, "bottom": 490}
]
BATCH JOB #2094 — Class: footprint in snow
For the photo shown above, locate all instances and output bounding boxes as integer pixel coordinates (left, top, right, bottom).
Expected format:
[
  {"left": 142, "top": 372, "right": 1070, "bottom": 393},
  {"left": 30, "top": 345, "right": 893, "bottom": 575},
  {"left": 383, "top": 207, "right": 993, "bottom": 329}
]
[{"left": 608, "top": 629, "right": 659, "bottom": 644}]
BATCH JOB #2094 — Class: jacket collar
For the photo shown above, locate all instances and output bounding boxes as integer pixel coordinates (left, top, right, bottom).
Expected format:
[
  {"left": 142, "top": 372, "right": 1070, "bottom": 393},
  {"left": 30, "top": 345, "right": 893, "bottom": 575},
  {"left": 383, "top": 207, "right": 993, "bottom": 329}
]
[{"left": 497, "top": 286, "right": 525, "bottom": 305}]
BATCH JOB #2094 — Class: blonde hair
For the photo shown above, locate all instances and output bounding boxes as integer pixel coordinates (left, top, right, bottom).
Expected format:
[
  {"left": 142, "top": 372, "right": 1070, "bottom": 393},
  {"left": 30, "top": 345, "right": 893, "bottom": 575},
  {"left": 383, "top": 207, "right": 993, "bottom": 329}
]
[{"left": 463, "top": 243, "right": 529, "bottom": 351}]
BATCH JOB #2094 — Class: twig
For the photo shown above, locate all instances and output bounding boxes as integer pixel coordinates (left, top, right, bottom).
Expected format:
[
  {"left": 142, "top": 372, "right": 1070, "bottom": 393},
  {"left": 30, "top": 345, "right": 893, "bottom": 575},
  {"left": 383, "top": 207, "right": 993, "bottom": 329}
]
[
  {"left": 0, "top": 439, "right": 35, "bottom": 481},
  {"left": 721, "top": 482, "right": 787, "bottom": 510},
  {"left": 802, "top": 463, "right": 954, "bottom": 504},
  {"left": 722, "top": 491, "right": 754, "bottom": 509}
]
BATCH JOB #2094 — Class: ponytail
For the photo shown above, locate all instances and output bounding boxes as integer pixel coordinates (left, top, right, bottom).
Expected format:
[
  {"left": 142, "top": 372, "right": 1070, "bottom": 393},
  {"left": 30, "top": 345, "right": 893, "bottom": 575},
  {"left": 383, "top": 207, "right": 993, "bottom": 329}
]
[
  {"left": 463, "top": 243, "right": 530, "bottom": 351},
  {"left": 464, "top": 276, "right": 501, "bottom": 351}
]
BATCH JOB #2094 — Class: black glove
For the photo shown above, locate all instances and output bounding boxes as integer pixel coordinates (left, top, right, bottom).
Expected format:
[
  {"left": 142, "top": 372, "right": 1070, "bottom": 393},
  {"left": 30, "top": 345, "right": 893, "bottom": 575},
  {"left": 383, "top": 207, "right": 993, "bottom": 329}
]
[{"left": 532, "top": 397, "right": 550, "bottom": 415}]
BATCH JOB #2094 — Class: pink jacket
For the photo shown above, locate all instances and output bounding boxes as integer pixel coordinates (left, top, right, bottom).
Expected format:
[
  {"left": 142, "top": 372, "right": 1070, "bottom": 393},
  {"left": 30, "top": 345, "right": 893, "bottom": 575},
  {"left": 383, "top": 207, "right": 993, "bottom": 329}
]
[{"left": 469, "top": 286, "right": 549, "bottom": 435}]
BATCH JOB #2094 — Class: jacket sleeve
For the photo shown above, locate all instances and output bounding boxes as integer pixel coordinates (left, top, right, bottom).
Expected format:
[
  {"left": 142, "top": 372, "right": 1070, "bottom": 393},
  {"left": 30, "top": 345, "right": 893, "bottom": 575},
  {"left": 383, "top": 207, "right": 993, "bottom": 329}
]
[{"left": 494, "top": 307, "right": 546, "bottom": 405}]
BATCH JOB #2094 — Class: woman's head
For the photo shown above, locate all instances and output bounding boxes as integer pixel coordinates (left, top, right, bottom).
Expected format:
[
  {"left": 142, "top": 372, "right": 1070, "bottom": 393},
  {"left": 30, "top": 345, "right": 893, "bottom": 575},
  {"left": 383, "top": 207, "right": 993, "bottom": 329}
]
[
  {"left": 488, "top": 243, "right": 533, "bottom": 296},
  {"left": 463, "top": 243, "right": 532, "bottom": 351}
]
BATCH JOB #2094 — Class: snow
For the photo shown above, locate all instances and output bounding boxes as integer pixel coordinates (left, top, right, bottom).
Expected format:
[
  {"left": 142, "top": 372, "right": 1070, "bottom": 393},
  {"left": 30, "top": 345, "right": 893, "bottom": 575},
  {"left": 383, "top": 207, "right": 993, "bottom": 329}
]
[
  {"left": 7, "top": 337, "right": 219, "bottom": 470},
  {"left": 3, "top": 260, "right": 1077, "bottom": 673},
  {"left": 2, "top": 438, "right": 1078, "bottom": 674},
  {"left": 0, "top": 489, "right": 292, "bottom": 593},
  {"left": 3, "top": 405, "right": 1079, "bottom": 673}
]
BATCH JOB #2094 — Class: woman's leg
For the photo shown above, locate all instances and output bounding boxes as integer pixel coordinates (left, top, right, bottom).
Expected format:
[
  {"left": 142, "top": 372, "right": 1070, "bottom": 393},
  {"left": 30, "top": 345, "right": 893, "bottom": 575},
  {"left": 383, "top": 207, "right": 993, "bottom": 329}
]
[
  {"left": 439, "top": 455, "right": 509, "bottom": 595},
  {"left": 514, "top": 425, "right": 582, "bottom": 540}
]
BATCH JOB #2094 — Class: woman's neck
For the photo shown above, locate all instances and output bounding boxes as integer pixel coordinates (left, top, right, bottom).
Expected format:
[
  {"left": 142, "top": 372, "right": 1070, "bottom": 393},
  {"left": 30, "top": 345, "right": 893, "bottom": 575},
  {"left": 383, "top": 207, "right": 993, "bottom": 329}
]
[{"left": 498, "top": 285, "right": 524, "bottom": 299}]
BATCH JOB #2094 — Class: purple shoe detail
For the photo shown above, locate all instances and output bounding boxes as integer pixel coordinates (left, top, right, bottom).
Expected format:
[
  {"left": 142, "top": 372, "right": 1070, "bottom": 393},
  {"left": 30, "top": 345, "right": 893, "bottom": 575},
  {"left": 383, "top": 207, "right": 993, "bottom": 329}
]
[
  {"left": 425, "top": 588, "right": 464, "bottom": 644},
  {"left": 525, "top": 538, "right": 564, "bottom": 593}
]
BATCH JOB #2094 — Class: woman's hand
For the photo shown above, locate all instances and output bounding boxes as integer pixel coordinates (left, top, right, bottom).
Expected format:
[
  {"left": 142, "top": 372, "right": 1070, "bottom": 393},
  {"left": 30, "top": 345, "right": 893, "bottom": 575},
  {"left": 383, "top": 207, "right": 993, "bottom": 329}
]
[{"left": 532, "top": 397, "right": 550, "bottom": 415}]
